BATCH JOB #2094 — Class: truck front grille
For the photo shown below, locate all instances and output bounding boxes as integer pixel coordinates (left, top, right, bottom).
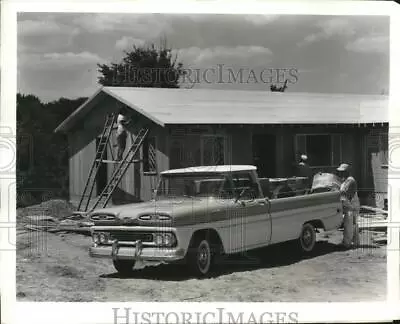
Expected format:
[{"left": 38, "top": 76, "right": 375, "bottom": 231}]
[{"left": 109, "top": 231, "right": 154, "bottom": 243}]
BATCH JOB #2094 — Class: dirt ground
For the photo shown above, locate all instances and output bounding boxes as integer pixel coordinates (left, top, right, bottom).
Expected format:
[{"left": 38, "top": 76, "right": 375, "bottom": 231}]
[{"left": 16, "top": 228, "right": 386, "bottom": 302}]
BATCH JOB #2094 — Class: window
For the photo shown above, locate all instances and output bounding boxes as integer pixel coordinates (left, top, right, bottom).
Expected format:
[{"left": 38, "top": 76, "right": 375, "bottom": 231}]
[
  {"left": 169, "top": 136, "right": 200, "bottom": 169},
  {"left": 201, "top": 135, "right": 226, "bottom": 166},
  {"left": 231, "top": 172, "right": 262, "bottom": 199},
  {"left": 143, "top": 136, "right": 157, "bottom": 173},
  {"left": 295, "top": 134, "right": 342, "bottom": 167},
  {"left": 157, "top": 174, "right": 231, "bottom": 199}
]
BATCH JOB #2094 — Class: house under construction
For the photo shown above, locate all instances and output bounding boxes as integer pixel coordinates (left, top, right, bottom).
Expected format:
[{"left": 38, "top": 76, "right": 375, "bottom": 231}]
[{"left": 55, "top": 87, "right": 389, "bottom": 211}]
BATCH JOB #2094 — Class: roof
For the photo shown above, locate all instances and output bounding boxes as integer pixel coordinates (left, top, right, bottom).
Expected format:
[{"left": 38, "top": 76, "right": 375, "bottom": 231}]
[
  {"left": 160, "top": 165, "right": 257, "bottom": 175},
  {"left": 55, "top": 86, "right": 389, "bottom": 132}
]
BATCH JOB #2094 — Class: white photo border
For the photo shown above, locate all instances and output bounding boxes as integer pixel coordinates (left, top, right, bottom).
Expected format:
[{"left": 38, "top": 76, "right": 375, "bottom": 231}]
[{"left": 1, "top": 0, "right": 400, "bottom": 323}]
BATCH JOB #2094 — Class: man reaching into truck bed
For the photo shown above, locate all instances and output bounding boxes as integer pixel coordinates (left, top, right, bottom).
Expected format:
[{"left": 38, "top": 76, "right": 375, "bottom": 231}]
[
  {"left": 337, "top": 163, "right": 360, "bottom": 249},
  {"left": 297, "top": 154, "right": 313, "bottom": 189}
]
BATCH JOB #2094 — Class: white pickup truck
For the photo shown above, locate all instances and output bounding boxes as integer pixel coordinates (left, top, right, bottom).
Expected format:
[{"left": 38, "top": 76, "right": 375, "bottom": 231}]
[{"left": 89, "top": 165, "right": 343, "bottom": 277}]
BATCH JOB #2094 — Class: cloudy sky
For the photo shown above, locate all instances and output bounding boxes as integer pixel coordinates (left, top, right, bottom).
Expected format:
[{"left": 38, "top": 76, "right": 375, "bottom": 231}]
[{"left": 17, "top": 13, "right": 389, "bottom": 102}]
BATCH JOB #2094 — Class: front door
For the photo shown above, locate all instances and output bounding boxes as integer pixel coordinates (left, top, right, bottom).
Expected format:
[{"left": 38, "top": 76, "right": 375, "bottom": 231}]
[
  {"left": 96, "top": 137, "right": 108, "bottom": 196},
  {"left": 252, "top": 134, "right": 276, "bottom": 178}
]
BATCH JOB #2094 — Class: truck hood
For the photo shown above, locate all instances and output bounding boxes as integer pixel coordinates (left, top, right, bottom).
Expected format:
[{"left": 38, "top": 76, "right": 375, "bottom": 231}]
[{"left": 89, "top": 197, "right": 229, "bottom": 226}]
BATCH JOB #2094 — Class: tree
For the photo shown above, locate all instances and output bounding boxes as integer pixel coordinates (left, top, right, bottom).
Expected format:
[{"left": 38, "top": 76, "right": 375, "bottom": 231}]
[
  {"left": 17, "top": 94, "right": 87, "bottom": 206},
  {"left": 97, "top": 42, "right": 186, "bottom": 88}
]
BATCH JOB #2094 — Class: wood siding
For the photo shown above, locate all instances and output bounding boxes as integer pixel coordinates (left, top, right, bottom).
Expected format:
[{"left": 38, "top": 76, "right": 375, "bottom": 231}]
[
  {"left": 362, "top": 129, "right": 388, "bottom": 208},
  {"left": 229, "top": 127, "right": 252, "bottom": 165},
  {"left": 67, "top": 94, "right": 387, "bottom": 207},
  {"left": 68, "top": 95, "right": 165, "bottom": 204}
]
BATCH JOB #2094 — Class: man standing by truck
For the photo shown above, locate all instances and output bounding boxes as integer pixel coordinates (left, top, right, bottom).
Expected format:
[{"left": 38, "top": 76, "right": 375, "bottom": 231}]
[{"left": 337, "top": 163, "right": 360, "bottom": 249}]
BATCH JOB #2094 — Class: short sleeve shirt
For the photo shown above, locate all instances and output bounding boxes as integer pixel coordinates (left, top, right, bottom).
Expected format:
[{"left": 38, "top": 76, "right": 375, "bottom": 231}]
[
  {"left": 340, "top": 176, "right": 360, "bottom": 211},
  {"left": 116, "top": 114, "right": 128, "bottom": 135}
]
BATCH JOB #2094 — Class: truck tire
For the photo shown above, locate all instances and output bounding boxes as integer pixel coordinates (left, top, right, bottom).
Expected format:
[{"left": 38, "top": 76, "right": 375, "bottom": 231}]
[
  {"left": 187, "top": 237, "right": 216, "bottom": 277},
  {"left": 113, "top": 259, "right": 135, "bottom": 276},
  {"left": 299, "top": 223, "right": 316, "bottom": 253}
]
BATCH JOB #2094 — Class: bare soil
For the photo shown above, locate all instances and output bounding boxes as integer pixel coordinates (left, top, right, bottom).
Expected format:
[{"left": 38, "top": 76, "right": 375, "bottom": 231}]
[{"left": 16, "top": 228, "right": 386, "bottom": 302}]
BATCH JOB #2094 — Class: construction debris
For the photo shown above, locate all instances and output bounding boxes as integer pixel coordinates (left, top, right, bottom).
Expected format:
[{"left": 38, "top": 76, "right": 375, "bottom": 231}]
[
  {"left": 360, "top": 205, "right": 388, "bottom": 218},
  {"left": 17, "top": 199, "right": 77, "bottom": 221},
  {"left": 18, "top": 199, "right": 92, "bottom": 235}
]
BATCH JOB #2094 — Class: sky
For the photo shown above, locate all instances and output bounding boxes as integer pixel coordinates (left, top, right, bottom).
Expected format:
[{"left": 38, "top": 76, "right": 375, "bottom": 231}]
[{"left": 17, "top": 13, "right": 389, "bottom": 102}]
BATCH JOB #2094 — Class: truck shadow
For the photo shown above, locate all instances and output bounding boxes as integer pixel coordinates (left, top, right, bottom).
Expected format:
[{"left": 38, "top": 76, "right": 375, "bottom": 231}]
[{"left": 101, "top": 241, "right": 380, "bottom": 281}]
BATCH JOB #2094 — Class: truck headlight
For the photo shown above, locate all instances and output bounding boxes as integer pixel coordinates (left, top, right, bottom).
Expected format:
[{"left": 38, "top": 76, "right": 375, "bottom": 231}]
[
  {"left": 163, "top": 233, "right": 176, "bottom": 247},
  {"left": 153, "top": 233, "right": 176, "bottom": 247},
  {"left": 154, "top": 233, "right": 164, "bottom": 246},
  {"left": 92, "top": 232, "right": 113, "bottom": 245},
  {"left": 99, "top": 233, "right": 108, "bottom": 244},
  {"left": 92, "top": 233, "right": 100, "bottom": 244}
]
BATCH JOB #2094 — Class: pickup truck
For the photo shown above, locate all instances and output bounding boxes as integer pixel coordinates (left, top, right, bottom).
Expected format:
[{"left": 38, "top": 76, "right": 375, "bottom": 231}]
[{"left": 88, "top": 165, "right": 343, "bottom": 277}]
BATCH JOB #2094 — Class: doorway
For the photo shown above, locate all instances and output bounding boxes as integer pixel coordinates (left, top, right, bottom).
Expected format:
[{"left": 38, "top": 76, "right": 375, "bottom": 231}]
[
  {"left": 252, "top": 134, "right": 276, "bottom": 177},
  {"left": 96, "top": 137, "right": 108, "bottom": 196}
]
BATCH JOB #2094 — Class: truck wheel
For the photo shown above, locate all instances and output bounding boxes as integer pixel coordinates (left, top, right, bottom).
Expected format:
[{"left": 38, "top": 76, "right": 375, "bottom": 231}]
[
  {"left": 188, "top": 237, "right": 215, "bottom": 277},
  {"left": 299, "top": 223, "right": 316, "bottom": 253},
  {"left": 113, "top": 259, "right": 135, "bottom": 276}
]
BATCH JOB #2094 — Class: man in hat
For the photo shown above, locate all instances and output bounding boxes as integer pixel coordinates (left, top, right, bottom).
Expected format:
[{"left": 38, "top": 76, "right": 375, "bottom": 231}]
[
  {"left": 297, "top": 154, "right": 313, "bottom": 189},
  {"left": 116, "top": 107, "right": 132, "bottom": 161},
  {"left": 337, "top": 163, "right": 360, "bottom": 249}
]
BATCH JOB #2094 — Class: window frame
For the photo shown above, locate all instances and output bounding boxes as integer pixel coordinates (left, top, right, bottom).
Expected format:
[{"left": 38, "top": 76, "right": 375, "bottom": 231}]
[
  {"left": 294, "top": 133, "right": 343, "bottom": 168},
  {"left": 143, "top": 135, "right": 157, "bottom": 175},
  {"left": 229, "top": 171, "right": 263, "bottom": 200},
  {"left": 200, "top": 134, "right": 228, "bottom": 166}
]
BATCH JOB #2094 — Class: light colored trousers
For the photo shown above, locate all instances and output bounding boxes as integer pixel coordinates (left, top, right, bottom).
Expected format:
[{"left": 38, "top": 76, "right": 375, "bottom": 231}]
[{"left": 342, "top": 210, "right": 360, "bottom": 247}]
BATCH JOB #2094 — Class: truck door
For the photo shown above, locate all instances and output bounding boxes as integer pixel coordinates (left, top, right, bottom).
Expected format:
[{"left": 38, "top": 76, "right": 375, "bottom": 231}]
[{"left": 231, "top": 171, "right": 272, "bottom": 250}]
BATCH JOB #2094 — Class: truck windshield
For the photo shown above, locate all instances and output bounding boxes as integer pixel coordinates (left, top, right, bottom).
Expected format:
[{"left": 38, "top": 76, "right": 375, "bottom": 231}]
[{"left": 156, "top": 174, "right": 233, "bottom": 199}]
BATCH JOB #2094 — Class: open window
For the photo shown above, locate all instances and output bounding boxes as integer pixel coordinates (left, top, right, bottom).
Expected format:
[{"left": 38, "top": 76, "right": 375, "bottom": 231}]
[
  {"left": 143, "top": 136, "right": 157, "bottom": 174},
  {"left": 295, "top": 134, "right": 342, "bottom": 168},
  {"left": 201, "top": 135, "right": 226, "bottom": 166},
  {"left": 231, "top": 172, "right": 262, "bottom": 200}
]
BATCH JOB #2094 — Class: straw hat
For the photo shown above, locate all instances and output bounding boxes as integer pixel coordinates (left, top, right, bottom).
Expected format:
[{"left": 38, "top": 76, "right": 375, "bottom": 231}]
[{"left": 336, "top": 163, "right": 350, "bottom": 172}]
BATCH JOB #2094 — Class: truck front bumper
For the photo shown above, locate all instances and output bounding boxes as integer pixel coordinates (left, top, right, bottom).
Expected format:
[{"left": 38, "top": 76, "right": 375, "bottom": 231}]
[{"left": 89, "top": 241, "right": 186, "bottom": 262}]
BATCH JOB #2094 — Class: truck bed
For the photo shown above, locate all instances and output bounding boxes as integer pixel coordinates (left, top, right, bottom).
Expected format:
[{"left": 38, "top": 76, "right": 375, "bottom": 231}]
[{"left": 259, "top": 177, "right": 310, "bottom": 199}]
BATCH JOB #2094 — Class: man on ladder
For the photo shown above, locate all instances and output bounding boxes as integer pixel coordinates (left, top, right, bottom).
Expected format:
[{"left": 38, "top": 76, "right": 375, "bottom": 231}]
[{"left": 116, "top": 107, "right": 132, "bottom": 161}]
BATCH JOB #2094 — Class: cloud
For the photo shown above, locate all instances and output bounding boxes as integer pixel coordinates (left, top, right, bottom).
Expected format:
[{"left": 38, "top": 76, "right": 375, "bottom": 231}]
[
  {"left": 298, "top": 18, "right": 356, "bottom": 46},
  {"left": 243, "top": 14, "right": 280, "bottom": 25},
  {"left": 18, "top": 19, "right": 79, "bottom": 37},
  {"left": 18, "top": 19, "right": 80, "bottom": 54},
  {"left": 20, "top": 51, "right": 105, "bottom": 70},
  {"left": 72, "top": 13, "right": 172, "bottom": 39},
  {"left": 174, "top": 45, "right": 273, "bottom": 67},
  {"left": 346, "top": 35, "right": 389, "bottom": 54},
  {"left": 115, "top": 36, "right": 145, "bottom": 50}
]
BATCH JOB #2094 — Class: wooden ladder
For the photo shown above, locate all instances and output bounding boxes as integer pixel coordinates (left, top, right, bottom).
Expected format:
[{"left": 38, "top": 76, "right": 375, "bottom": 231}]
[
  {"left": 90, "top": 127, "right": 149, "bottom": 211},
  {"left": 76, "top": 113, "right": 116, "bottom": 213}
]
